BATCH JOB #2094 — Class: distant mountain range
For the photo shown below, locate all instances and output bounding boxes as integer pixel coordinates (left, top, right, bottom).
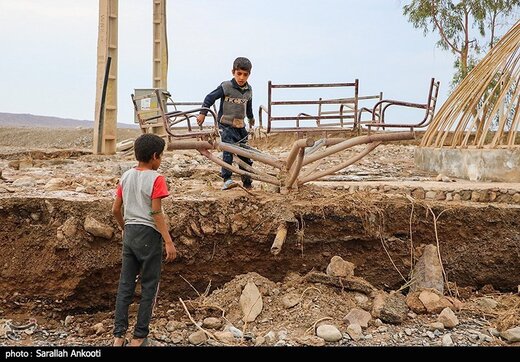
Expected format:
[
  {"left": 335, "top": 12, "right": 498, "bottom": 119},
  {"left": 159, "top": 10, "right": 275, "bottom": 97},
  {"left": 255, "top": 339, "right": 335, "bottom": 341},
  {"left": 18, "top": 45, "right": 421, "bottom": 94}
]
[{"left": 0, "top": 112, "right": 138, "bottom": 129}]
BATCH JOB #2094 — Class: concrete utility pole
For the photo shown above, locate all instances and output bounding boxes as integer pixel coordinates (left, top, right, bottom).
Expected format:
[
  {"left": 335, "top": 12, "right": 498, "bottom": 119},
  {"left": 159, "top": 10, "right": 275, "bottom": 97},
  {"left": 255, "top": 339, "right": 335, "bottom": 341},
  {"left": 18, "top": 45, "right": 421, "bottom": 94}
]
[
  {"left": 153, "top": 0, "right": 169, "bottom": 90},
  {"left": 94, "top": 0, "right": 170, "bottom": 154},
  {"left": 151, "top": 0, "right": 168, "bottom": 135},
  {"left": 93, "top": 0, "right": 118, "bottom": 155}
]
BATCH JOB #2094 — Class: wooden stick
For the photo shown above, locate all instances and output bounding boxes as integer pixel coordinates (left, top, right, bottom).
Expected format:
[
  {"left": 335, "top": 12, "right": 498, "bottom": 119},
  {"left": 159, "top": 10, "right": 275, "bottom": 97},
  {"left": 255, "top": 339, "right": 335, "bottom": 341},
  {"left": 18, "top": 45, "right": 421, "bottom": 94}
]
[
  {"left": 179, "top": 275, "right": 201, "bottom": 298},
  {"left": 179, "top": 297, "right": 217, "bottom": 341},
  {"left": 270, "top": 223, "right": 288, "bottom": 255}
]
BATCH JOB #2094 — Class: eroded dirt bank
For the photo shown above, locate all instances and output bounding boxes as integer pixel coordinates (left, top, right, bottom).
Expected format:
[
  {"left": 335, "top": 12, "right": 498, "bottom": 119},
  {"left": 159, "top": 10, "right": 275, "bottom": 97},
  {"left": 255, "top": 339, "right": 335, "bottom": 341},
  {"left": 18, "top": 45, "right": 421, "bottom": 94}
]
[
  {"left": 1, "top": 129, "right": 519, "bottom": 346},
  {"left": 1, "top": 188, "right": 519, "bottom": 313}
]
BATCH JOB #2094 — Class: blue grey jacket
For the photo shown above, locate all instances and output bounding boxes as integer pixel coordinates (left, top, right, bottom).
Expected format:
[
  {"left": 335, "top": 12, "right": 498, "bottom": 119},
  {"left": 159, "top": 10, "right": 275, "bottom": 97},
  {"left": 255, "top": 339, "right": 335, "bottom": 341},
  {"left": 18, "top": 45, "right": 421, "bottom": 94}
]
[{"left": 200, "top": 78, "right": 253, "bottom": 128}]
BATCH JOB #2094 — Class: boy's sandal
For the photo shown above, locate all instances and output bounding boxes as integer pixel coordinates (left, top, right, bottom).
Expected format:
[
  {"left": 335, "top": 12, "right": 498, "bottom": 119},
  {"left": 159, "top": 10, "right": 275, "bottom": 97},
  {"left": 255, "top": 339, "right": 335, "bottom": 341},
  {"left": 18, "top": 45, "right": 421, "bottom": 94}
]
[
  {"left": 139, "top": 337, "right": 152, "bottom": 347},
  {"left": 113, "top": 338, "right": 128, "bottom": 347}
]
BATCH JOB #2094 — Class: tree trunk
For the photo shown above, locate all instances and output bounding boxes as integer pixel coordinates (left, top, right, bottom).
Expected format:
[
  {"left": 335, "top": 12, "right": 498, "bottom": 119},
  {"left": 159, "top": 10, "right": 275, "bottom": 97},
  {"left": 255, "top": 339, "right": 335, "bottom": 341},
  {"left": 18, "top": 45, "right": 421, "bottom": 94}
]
[{"left": 461, "top": 45, "right": 468, "bottom": 78}]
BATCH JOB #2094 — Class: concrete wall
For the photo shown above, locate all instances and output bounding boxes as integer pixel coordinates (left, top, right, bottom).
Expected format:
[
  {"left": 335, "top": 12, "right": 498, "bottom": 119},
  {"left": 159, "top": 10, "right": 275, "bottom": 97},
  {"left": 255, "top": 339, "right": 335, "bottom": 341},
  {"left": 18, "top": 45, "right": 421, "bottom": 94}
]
[{"left": 415, "top": 148, "right": 520, "bottom": 182}]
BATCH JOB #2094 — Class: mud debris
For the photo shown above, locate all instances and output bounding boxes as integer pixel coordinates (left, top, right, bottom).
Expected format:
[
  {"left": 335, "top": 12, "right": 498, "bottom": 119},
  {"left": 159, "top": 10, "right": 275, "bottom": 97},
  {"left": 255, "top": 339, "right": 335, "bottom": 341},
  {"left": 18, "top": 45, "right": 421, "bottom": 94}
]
[
  {"left": 1, "top": 128, "right": 519, "bottom": 347},
  {"left": 1, "top": 270, "right": 519, "bottom": 346}
]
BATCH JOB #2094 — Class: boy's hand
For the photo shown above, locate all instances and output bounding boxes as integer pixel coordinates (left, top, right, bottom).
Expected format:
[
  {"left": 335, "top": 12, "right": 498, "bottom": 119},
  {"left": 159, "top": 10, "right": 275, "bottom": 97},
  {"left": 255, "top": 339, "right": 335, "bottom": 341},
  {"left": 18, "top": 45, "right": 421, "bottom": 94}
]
[
  {"left": 196, "top": 114, "right": 205, "bottom": 126},
  {"left": 164, "top": 241, "right": 177, "bottom": 262},
  {"left": 248, "top": 118, "right": 255, "bottom": 128}
]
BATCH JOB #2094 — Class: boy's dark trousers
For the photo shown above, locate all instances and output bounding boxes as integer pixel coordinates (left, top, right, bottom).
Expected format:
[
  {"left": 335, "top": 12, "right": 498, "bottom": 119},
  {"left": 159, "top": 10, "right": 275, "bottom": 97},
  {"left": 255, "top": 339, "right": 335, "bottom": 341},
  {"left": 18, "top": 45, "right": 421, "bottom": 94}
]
[
  {"left": 220, "top": 125, "right": 252, "bottom": 186},
  {"left": 113, "top": 224, "right": 163, "bottom": 339}
]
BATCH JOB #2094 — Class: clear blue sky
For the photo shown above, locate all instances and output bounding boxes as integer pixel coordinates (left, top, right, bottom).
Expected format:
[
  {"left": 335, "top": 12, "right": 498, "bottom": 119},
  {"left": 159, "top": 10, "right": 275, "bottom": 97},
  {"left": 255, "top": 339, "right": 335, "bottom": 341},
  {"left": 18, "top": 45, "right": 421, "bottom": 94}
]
[{"left": 0, "top": 0, "right": 458, "bottom": 125}]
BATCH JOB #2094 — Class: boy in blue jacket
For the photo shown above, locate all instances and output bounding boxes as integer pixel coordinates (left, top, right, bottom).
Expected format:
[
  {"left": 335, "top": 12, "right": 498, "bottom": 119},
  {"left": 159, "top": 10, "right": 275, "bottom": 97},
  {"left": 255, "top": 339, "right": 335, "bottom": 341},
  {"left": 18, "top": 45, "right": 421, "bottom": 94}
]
[{"left": 197, "top": 57, "right": 255, "bottom": 190}]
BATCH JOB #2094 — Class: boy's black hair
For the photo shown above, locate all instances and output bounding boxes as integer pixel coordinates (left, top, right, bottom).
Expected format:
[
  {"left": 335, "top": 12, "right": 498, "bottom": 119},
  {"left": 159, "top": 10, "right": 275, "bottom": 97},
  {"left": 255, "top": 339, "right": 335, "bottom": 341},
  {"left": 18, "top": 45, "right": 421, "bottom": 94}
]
[
  {"left": 233, "top": 57, "right": 252, "bottom": 73},
  {"left": 134, "top": 133, "right": 165, "bottom": 162}
]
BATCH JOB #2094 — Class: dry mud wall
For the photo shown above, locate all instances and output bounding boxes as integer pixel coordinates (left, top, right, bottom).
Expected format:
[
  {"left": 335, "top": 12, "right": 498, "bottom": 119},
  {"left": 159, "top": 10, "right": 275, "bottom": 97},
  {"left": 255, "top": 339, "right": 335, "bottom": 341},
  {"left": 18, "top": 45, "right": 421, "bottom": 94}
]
[{"left": 1, "top": 190, "right": 519, "bottom": 312}]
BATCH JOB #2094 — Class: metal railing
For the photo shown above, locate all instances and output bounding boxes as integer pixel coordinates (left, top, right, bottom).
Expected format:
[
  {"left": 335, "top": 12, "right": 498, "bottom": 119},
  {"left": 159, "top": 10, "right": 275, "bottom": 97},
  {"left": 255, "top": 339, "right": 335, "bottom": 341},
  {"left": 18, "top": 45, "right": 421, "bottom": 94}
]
[
  {"left": 358, "top": 78, "right": 440, "bottom": 133},
  {"left": 259, "top": 80, "right": 359, "bottom": 134}
]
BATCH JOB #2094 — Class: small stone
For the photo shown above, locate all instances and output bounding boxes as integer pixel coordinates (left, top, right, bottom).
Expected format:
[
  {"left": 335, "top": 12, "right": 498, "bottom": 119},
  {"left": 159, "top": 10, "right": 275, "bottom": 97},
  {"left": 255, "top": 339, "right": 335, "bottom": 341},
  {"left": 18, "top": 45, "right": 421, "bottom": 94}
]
[
  {"left": 344, "top": 308, "right": 372, "bottom": 328},
  {"left": 188, "top": 330, "right": 207, "bottom": 345},
  {"left": 255, "top": 336, "right": 266, "bottom": 346},
  {"left": 165, "top": 321, "right": 186, "bottom": 331},
  {"left": 500, "top": 327, "right": 520, "bottom": 343},
  {"left": 264, "top": 331, "right": 276, "bottom": 344},
  {"left": 326, "top": 255, "right": 355, "bottom": 277},
  {"left": 227, "top": 326, "right": 243, "bottom": 339},
  {"left": 92, "top": 323, "right": 104, "bottom": 335},
  {"left": 377, "top": 326, "right": 388, "bottom": 333},
  {"left": 438, "top": 307, "right": 459, "bottom": 329},
  {"left": 169, "top": 332, "right": 184, "bottom": 344},
  {"left": 64, "top": 315, "right": 74, "bottom": 328},
  {"left": 277, "top": 329, "right": 288, "bottom": 341},
  {"left": 379, "top": 292, "right": 408, "bottom": 324},
  {"left": 476, "top": 297, "right": 498, "bottom": 309},
  {"left": 346, "top": 323, "right": 363, "bottom": 341},
  {"left": 281, "top": 293, "right": 300, "bottom": 309},
  {"left": 371, "top": 291, "right": 387, "bottom": 318},
  {"left": 316, "top": 324, "right": 342, "bottom": 342},
  {"left": 425, "top": 191, "right": 436, "bottom": 199},
  {"left": 429, "top": 322, "right": 445, "bottom": 331},
  {"left": 202, "top": 317, "right": 222, "bottom": 330},
  {"left": 214, "top": 331, "right": 235, "bottom": 344},
  {"left": 84, "top": 216, "right": 114, "bottom": 239},
  {"left": 354, "top": 293, "right": 369, "bottom": 305},
  {"left": 442, "top": 334, "right": 454, "bottom": 346}
]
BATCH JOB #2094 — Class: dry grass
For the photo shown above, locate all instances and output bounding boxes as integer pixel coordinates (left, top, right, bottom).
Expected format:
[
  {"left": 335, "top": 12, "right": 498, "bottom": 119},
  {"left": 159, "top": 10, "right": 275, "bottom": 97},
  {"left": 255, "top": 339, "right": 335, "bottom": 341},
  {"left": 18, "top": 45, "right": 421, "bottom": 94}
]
[{"left": 495, "top": 294, "right": 520, "bottom": 331}]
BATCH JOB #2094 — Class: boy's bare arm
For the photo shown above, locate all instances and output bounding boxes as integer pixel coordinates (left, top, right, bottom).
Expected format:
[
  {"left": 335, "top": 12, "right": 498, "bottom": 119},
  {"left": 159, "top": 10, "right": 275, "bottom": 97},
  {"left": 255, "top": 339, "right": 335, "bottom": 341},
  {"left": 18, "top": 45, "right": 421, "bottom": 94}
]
[
  {"left": 112, "top": 196, "right": 124, "bottom": 230},
  {"left": 151, "top": 198, "right": 177, "bottom": 261}
]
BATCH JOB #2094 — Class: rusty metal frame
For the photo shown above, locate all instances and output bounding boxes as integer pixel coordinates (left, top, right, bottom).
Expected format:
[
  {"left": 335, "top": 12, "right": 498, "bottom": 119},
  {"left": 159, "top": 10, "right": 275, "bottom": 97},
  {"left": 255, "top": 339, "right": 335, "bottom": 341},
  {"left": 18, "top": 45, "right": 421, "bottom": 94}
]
[
  {"left": 358, "top": 78, "right": 440, "bottom": 133},
  {"left": 131, "top": 90, "right": 169, "bottom": 134},
  {"left": 162, "top": 78, "right": 439, "bottom": 192},
  {"left": 258, "top": 81, "right": 359, "bottom": 134},
  {"left": 131, "top": 89, "right": 220, "bottom": 139},
  {"left": 167, "top": 129, "right": 415, "bottom": 190},
  {"left": 166, "top": 100, "right": 218, "bottom": 120},
  {"left": 154, "top": 89, "right": 219, "bottom": 139}
]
